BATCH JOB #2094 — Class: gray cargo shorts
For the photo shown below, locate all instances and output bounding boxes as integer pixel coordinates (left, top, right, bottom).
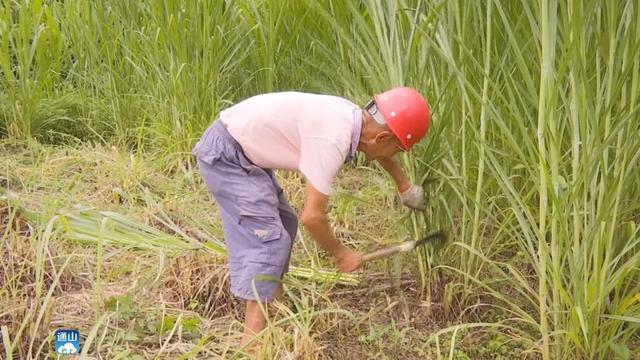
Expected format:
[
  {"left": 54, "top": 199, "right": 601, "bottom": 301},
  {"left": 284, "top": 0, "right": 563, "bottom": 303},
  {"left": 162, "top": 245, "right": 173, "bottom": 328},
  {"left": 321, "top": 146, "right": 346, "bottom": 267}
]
[{"left": 193, "top": 120, "right": 298, "bottom": 302}]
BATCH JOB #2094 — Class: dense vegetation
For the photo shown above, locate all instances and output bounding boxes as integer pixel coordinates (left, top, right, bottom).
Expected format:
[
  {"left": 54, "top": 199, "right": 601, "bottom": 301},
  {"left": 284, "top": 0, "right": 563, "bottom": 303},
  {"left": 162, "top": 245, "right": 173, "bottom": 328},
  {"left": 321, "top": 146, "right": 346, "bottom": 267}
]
[{"left": 2, "top": 0, "right": 639, "bottom": 358}]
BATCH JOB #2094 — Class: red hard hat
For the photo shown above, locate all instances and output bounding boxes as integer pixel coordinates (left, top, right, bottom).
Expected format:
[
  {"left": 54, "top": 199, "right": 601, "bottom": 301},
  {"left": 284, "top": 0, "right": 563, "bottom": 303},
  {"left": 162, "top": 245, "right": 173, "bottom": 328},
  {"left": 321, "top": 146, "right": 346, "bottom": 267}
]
[{"left": 374, "top": 87, "right": 430, "bottom": 150}]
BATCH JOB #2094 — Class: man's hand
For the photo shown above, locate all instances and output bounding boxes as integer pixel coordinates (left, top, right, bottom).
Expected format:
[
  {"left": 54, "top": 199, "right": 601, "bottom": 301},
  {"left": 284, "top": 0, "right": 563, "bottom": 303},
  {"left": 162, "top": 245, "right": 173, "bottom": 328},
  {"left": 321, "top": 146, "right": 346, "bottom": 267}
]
[
  {"left": 300, "top": 185, "right": 364, "bottom": 272},
  {"left": 334, "top": 247, "right": 363, "bottom": 273},
  {"left": 400, "top": 184, "right": 426, "bottom": 210},
  {"left": 301, "top": 184, "right": 362, "bottom": 268}
]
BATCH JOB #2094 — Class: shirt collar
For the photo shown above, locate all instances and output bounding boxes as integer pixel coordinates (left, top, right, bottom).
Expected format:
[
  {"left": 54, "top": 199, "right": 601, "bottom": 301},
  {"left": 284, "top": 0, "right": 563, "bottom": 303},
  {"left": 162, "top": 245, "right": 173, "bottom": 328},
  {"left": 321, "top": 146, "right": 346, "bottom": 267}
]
[{"left": 346, "top": 109, "right": 363, "bottom": 163}]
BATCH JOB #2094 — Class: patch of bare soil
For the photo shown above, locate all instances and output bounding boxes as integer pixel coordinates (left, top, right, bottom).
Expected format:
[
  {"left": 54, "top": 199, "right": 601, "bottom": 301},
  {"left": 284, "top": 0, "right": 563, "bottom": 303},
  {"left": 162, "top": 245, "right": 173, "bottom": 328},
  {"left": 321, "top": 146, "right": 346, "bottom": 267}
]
[{"left": 315, "top": 276, "right": 439, "bottom": 359}]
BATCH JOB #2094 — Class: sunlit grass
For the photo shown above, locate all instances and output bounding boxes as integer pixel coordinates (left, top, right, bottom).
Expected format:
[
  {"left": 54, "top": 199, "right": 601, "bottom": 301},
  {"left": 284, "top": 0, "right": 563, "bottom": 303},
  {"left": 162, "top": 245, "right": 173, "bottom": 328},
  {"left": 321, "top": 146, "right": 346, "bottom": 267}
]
[{"left": 1, "top": 0, "right": 639, "bottom": 358}]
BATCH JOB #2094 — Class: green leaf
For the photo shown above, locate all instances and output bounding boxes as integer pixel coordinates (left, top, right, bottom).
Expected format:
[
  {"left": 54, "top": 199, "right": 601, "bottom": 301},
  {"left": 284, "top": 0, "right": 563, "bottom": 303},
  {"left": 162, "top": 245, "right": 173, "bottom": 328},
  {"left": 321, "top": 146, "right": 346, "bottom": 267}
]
[
  {"left": 105, "top": 294, "right": 133, "bottom": 316},
  {"left": 157, "top": 315, "right": 178, "bottom": 334},
  {"left": 609, "top": 342, "right": 631, "bottom": 360},
  {"left": 182, "top": 317, "right": 200, "bottom": 333}
]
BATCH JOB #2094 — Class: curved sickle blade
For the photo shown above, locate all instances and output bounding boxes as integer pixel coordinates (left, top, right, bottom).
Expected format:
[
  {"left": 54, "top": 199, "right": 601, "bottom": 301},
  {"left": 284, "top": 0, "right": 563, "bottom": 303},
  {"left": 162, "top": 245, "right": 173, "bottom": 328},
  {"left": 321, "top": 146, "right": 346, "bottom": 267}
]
[{"left": 413, "top": 230, "right": 448, "bottom": 249}]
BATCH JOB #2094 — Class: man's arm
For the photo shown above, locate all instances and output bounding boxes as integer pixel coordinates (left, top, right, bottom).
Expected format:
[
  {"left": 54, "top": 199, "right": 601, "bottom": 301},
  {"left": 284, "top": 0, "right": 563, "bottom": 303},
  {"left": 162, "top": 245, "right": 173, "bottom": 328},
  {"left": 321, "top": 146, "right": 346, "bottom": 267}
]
[
  {"left": 377, "top": 156, "right": 426, "bottom": 211},
  {"left": 299, "top": 184, "right": 362, "bottom": 272},
  {"left": 377, "top": 156, "right": 411, "bottom": 192}
]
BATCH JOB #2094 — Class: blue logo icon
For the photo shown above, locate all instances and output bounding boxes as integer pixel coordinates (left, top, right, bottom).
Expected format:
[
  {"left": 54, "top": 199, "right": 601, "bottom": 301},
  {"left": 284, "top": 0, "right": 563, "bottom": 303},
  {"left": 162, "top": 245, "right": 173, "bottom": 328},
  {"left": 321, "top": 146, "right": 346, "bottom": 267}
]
[{"left": 54, "top": 329, "right": 80, "bottom": 355}]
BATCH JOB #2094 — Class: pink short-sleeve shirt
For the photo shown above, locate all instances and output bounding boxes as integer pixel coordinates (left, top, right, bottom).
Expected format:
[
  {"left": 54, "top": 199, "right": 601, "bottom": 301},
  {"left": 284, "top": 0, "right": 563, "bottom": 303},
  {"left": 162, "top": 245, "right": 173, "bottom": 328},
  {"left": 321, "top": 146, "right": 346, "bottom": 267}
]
[{"left": 220, "top": 92, "right": 361, "bottom": 195}]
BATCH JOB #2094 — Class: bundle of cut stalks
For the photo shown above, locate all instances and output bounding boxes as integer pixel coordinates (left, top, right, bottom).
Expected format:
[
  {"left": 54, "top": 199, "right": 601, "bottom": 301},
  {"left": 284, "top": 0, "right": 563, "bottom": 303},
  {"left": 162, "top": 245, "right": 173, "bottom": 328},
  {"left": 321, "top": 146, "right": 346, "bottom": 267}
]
[{"left": 56, "top": 207, "right": 360, "bottom": 286}]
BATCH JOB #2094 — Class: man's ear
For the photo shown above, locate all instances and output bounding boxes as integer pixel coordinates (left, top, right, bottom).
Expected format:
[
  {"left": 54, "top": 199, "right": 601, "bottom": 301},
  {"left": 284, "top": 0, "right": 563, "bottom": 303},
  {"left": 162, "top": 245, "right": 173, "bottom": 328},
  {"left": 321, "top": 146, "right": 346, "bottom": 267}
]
[{"left": 375, "top": 131, "right": 395, "bottom": 144}]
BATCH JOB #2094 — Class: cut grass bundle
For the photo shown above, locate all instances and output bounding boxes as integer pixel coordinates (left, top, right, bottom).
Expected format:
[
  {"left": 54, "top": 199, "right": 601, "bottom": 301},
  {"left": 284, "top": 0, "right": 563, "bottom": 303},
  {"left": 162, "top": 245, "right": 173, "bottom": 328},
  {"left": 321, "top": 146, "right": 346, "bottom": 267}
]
[
  {"left": 59, "top": 207, "right": 220, "bottom": 254},
  {"left": 55, "top": 207, "right": 359, "bottom": 287}
]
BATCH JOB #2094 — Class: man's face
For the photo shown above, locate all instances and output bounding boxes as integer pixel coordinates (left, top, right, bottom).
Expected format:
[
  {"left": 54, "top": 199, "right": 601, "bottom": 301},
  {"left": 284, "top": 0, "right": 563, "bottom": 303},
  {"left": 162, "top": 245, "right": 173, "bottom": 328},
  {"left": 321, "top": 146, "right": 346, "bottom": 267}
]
[
  {"left": 362, "top": 109, "right": 405, "bottom": 160},
  {"left": 371, "top": 132, "right": 404, "bottom": 159}
]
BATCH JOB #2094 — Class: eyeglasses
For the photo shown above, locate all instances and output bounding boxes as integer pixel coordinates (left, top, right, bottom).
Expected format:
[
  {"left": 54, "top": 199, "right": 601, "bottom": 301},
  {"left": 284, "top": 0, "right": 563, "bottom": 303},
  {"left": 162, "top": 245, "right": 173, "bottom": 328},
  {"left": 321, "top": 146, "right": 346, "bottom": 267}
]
[{"left": 364, "top": 99, "right": 386, "bottom": 125}]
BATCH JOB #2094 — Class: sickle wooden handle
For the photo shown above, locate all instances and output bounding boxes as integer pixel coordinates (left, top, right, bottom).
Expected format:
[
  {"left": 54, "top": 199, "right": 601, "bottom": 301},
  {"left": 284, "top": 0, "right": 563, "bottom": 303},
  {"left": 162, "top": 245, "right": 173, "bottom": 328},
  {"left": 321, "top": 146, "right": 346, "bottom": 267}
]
[
  {"left": 362, "top": 242, "right": 412, "bottom": 262},
  {"left": 362, "top": 231, "right": 447, "bottom": 262}
]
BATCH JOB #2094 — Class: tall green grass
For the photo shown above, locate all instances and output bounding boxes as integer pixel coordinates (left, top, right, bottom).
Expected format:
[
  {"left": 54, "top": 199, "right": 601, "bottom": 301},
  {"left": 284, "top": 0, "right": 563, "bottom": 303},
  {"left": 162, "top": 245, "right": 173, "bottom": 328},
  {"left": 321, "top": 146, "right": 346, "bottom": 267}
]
[
  {"left": 1, "top": 0, "right": 639, "bottom": 358},
  {"left": 412, "top": 0, "right": 640, "bottom": 358}
]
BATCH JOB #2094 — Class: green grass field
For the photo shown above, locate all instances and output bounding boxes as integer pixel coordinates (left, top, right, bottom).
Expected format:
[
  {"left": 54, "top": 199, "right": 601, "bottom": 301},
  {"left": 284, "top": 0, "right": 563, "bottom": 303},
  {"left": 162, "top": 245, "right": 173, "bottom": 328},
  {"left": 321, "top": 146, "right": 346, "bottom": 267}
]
[{"left": 1, "top": 0, "right": 639, "bottom": 359}]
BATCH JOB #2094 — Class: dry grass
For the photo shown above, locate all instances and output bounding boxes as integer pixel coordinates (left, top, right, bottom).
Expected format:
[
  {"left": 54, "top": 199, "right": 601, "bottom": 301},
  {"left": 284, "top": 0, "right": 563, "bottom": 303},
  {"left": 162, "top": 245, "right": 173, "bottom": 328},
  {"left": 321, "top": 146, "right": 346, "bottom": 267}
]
[{"left": 2, "top": 141, "right": 505, "bottom": 359}]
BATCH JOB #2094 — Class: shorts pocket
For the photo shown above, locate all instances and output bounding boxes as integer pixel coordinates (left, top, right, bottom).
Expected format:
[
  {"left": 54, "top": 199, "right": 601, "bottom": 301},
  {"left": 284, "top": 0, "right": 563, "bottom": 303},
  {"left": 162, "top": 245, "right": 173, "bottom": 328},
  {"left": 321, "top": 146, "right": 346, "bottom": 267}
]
[{"left": 238, "top": 215, "right": 282, "bottom": 243}]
